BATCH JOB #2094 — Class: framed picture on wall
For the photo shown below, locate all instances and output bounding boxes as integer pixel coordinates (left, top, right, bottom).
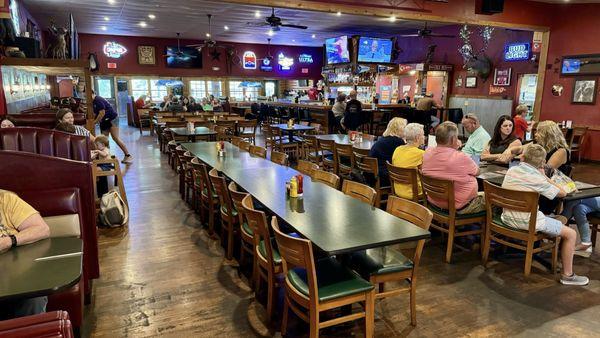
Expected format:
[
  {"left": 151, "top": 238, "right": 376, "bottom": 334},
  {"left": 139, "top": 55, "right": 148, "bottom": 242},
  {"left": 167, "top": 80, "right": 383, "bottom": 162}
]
[
  {"left": 465, "top": 76, "right": 477, "bottom": 88},
  {"left": 493, "top": 68, "right": 512, "bottom": 86},
  {"left": 137, "top": 45, "right": 156, "bottom": 65},
  {"left": 455, "top": 76, "right": 463, "bottom": 88},
  {"left": 571, "top": 78, "right": 597, "bottom": 105}
]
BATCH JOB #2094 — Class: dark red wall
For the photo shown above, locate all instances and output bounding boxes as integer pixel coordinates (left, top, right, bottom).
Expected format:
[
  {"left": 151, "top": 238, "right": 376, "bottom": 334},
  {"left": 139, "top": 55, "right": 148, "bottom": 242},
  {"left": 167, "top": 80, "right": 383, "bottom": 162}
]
[
  {"left": 78, "top": 33, "right": 323, "bottom": 80},
  {"left": 396, "top": 26, "right": 536, "bottom": 100}
]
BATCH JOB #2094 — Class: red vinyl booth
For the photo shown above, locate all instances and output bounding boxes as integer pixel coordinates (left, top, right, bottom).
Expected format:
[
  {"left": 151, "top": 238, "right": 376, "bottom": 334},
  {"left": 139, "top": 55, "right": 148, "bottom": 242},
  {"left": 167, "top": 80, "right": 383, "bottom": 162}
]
[
  {"left": 0, "top": 311, "right": 74, "bottom": 338},
  {"left": 0, "top": 127, "right": 91, "bottom": 161},
  {"left": 8, "top": 112, "right": 86, "bottom": 130}
]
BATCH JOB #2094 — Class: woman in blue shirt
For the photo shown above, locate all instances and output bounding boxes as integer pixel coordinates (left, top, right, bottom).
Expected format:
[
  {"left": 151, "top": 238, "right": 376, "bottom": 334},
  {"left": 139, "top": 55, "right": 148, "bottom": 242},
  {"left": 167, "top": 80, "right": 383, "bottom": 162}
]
[{"left": 92, "top": 91, "right": 133, "bottom": 164}]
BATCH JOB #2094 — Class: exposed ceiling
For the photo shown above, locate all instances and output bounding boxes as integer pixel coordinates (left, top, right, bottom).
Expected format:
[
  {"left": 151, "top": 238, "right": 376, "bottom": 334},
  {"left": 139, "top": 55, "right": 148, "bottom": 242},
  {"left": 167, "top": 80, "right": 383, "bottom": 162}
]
[{"left": 22, "top": 0, "right": 449, "bottom": 47}]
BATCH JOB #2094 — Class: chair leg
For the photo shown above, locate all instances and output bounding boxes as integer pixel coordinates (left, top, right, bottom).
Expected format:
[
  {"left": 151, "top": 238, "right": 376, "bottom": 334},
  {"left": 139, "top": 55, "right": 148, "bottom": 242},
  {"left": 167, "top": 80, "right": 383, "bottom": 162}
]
[
  {"left": 226, "top": 224, "right": 234, "bottom": 260},
  {"left": 266, "top": 273, "right": 274, "bottom": 321},
  {"left": 524, "top": 241, "right": 534, "bottom": 277},
  {"left": 482, "top": 226, "right": 491, "bottom": 265},
  {"left": 409, "top": 278, "right": 417, "bottom": 326},
  {"left": 281, "top": 296, "right": 290, "bottom": 336},
  {"left": 309, "top": 306, "right": 319, "bottom": 338},
  {"left": 445, "top": 223, "right": 455, "bottom": 263},
  {"left": 592, "top": 224, "right": 597, "bottom": 248},
  {"left": 552, "top": 238, "right": 559, "bottom": 275},
  {"left": 365, "top": 290, "right": 375, "bottom": 338}
]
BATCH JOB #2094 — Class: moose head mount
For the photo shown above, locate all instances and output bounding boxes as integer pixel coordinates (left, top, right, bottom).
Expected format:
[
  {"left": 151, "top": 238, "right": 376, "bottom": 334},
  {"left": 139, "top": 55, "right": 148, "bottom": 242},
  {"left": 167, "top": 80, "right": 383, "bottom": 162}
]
[{"left": 458, "top": 25, "right": 494, "bottom": 80}]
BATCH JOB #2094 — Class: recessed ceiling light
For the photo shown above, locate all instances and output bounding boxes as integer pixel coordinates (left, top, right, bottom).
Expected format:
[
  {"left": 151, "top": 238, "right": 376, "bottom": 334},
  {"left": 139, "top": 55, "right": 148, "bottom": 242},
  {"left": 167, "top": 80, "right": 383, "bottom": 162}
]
[
  {"left": 255, "top": 10, "right": 261, "bottom": 18},
  {"left": 292, "top": 39, "right": 296, "bottom": 42},
  {"left": 267, "top": 29, "right": 274, "bottom": 37},
  {"left": 100, "top": 26, "right": 107, "bottom": 31},
  {"left": 389, "top": 15, "right": 397, "bottom": 22},
  {"left": 103, "top": 16, "right": 110, "bottom": 21},
  {"left": 224, "top": 25, "right": 229, "bottom": 30},
  {"left": 336, "top": 11, "right": 342, "bottom": 16},
  {"left": 206, "top": 33, "right": 211, "bottom": 37},
  {"left": 139, "top": 21, "right": 147, "bottom": 27},
  {"left": 108, "top": 0, "right": 115, "bottom": 4},
  {"left": 148, "top": 14, "right": 156, "bottom": 19},
  {"left": 311, "top": 34, "right": 316, "bottom": 38}
]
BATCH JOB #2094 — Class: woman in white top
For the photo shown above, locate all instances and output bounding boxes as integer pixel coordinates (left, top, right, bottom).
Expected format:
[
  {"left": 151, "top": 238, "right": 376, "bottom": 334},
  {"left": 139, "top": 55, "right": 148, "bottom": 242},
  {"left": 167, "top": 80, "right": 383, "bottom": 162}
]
[
  {"left": 332, "top": 93, "right": 346, "bottom": 131},
  {"left": 56, "top": 108, "right": 95, "bottom": 142}
]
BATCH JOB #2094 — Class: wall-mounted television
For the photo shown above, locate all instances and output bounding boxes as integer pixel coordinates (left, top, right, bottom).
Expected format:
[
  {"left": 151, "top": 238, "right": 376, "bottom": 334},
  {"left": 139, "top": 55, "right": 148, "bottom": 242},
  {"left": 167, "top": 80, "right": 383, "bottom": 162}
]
[
  {"left": 165, "top": 47, "right": 202, "bottom": 68},
  {"left": 561, "top": 54, "right": 600, "bottom": 76},
  {"left": 357, "top": 37, "right": 393, "bottom": 63},
  {"left": 325, "top": 36, "right": 350, "bottom": 65}
]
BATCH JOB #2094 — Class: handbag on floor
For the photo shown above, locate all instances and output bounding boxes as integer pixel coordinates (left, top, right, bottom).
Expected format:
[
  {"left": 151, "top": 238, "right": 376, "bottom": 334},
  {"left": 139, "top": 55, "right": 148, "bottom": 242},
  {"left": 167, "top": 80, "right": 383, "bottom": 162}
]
[{"left": 99, "top": 188, "right": 129, "bottom": 227}]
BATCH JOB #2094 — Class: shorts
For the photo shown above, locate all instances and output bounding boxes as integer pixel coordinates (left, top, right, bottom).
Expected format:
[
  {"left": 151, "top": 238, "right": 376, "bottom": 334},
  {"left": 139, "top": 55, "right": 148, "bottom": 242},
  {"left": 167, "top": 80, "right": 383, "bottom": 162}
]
[
  {"left": 99, "top": 119, "right": 114, "bottom": 132},
  {"left": 538, "top": 216, "right": 563, "bottom": 237}
]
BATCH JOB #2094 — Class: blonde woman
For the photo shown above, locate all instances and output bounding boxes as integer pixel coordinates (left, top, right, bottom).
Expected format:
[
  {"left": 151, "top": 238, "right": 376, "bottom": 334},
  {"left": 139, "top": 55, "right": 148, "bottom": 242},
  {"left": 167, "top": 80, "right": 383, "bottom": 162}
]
[
  {"left": 511, "top": 120, "right": 570, "bottom": 174},
  {"left": 392, "top": 123, "right": 425, "bottom": 200},
  {"left": 369, "top": 117, "right": 408, "bottom": 186}
]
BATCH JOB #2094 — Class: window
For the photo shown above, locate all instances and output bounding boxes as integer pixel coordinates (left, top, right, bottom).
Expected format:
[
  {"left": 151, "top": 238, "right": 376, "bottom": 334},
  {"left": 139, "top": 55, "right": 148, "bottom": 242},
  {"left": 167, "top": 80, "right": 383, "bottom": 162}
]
[
  {"left": 150, "top": 80, "right": 168, "bottom": 101},
  {"left": 228, "top": 81, "right": 261, "bottom": 101},
  {"left": 10, "top": 0, "right": 20, "bottom": 37},
  {"left": 265, "top": 82, "right": 276, "bottom": 97},
  {"left": 131, "top": 79, "right": 149, "bottom": 99},
  {"left": 228, "top": 81, "right": 244, "bottom": 101},
  {"left": 189, "top": 80, "right": 207, "bottom": 99},
  {"left": 96, "top": 79, "right": 113, "bottom": 99},
  {"left": 207, "top": 81, "right": 222, "bottom": 97}
]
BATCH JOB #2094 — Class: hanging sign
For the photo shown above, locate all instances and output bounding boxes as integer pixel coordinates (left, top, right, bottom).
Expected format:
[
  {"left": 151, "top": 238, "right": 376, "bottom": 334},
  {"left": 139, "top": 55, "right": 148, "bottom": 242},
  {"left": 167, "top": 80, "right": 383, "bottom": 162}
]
[
  {"left": 298, "top": 53, "right": 313, "bottom": 64},
  {"left": 533, "top": 32, "right": 543, "bottom": 44},
  {"left": 301, "top": 68, "right": 309, "bottom": 74},
  {"left": 489, "top": 86, "right": 507, "bottom": 95},
  {"left": 260, "top": 58, "right": 273, "bottom": 72},
  {"left": 504, "top": 43, "right": 530, "bottom": 62},
  {"left": 103, "top": 42, "right": 127, "bottom": 58},
  {"left": 278, "top": 53, "right": 294, "bottom": 70},
  {"left": 243, "top": 51, "right": 257, "bottom": 69},
  {"left": 493, "top": 68, "right": 512, "bottom": 86},
  {"left": 532, "top": 42, "right": 541, "bottom": 53},
  {"left": 107, "top": 63, "right": 117, "bottom": 69}
]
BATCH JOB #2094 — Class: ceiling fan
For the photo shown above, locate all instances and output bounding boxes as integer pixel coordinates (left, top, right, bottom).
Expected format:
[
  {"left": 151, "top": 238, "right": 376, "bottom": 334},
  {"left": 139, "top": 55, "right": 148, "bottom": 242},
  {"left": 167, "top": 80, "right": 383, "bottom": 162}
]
[
  {"left": 399, "top": 22, "right": 455, "bottom": 38},
  {"left": 187, "top": 14, "right": 221, "bottom": 52},
  {"left": 246, "top": 7, "right": 308, "bottom": 31},
  {"left": 163, "top": 33, "right": 197, "bottom": 58}
]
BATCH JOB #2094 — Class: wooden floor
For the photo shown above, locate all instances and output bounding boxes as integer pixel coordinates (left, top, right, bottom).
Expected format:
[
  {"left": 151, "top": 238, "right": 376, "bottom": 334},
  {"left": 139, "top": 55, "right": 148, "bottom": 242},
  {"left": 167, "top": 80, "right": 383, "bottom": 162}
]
[{"left": 83, "top": 120, "right": 600, "bottom": 337}]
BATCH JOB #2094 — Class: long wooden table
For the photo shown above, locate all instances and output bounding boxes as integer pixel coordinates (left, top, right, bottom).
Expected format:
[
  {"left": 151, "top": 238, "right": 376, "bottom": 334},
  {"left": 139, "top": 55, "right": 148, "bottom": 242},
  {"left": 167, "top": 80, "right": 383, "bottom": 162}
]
[
  {"left": 182, "top": 142, "right": 430, "bottom": 255},
  {"left": 0, "top": 237, "right": 82, "bottom": 301}
]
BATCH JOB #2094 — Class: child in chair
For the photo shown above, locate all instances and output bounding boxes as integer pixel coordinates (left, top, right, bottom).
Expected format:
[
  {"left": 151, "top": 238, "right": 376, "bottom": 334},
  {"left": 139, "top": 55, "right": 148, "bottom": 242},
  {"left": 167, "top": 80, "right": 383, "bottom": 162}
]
[{"left": 91, "top": 135, "right": 110, "bottom": 161}]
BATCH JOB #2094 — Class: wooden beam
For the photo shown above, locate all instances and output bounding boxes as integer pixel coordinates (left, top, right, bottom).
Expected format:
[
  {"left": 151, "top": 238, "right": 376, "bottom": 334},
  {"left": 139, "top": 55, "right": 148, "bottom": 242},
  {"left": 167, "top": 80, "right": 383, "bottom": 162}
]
[
  {"left": 218, "top": 0, "right": 550, "bottom": 32},
  {"left": 84, "top": 67, "right": 96, "bottom": 135},
  {"left": 0, "top": 57, "right": 88, "bottom": 68},
  {"left": 533, "top": 31, "right": 550, "bottom": 122}
]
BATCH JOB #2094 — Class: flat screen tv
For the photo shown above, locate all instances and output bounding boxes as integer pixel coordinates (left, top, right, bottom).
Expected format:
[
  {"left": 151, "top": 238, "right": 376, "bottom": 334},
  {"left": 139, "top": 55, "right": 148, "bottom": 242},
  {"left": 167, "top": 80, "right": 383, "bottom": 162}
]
[
  {"left": 357, "top": 37, "right": 393, "bottom": 63},
  {"left": 165, "top": 47, "right": 202, "bottom": 68},
  {"left": 325, "top": 36, "right": 350, "bottom": 65}
]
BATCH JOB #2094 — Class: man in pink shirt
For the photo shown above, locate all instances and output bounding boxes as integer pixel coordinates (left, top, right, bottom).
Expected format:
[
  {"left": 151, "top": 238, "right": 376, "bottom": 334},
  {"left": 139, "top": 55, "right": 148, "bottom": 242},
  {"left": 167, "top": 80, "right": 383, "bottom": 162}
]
[{"left": 422, "top": 121, "right": 485, "bottom": 214}]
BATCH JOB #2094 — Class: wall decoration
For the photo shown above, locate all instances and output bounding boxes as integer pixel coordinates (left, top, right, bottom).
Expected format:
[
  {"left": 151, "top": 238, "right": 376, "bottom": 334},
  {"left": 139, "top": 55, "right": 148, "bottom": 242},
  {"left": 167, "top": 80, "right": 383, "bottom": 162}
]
[
  {"left": 465, "top": 76, "right": 477, "bottom": 88},
  {"left": 242, "top": 51, "right": 257, "bottom": 69},
  {"left": 572, "top": 78, "right": 597, "bottom": 104},
  {"left": 209, "top": 49, "right": 221, "bottom": 61},
  {"left": 493, "top": 68, "right": 512, "bottom": 86},
  {"left": 46, "top": 21, "right": 69, "bottom": 59},
  {"left": 278, "top": 52, "right": 294, "bottom": 70},
  {"left": 552, "top": 84, "right": 564, "bottom": 97},
  {"left": 504, "top": 43, "right": 530, "bottom": 62},
  {"left": 103, "top": 41, "right": 127, "bottom": 58},
  {"left": 455, "top": 76, "right": 463, "bottom": 87},
  {"left": 298, "top": 53, "right": 313, "bottom": 64},
  {"left": 260, "top": 57, "right": 273, "bottom": 72},
  {"left": 561, "top": 54, "right": 600, "bottom": 76},
  {"left": 489, "top": 86, "right": 507, "bottom": 95},
  {"left": 458, "top": 25, "right": 494, "bottom": 80},
  {"left": 137, "top": 45, "right": 155, "bottom": 65}
]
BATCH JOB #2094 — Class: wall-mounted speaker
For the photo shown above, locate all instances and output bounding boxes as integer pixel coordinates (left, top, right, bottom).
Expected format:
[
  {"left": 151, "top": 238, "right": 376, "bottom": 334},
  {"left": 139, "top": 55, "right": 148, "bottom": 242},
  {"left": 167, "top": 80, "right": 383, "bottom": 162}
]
[{"left": 476, "top": 0, "right": 504, "bottom": 15}]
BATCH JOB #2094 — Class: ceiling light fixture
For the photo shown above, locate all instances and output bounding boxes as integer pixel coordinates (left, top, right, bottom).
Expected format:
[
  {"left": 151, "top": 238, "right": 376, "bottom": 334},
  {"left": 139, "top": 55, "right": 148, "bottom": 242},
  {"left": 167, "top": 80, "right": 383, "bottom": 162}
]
[
  {"left": 206, "top": 33, "right": 211, "bottom": 37},
  {"left": 148, "top": 14, "right": 156, "bottom": 19},
  {"left": 336, "top": 11, "right": 342, "bottom": 16},
  {"left": 255, "top": 10, "right": 261, "bottom": 18},
  {"left": 224, "top": 25, "right": 229, "bottom": 30},
  {"left": 139, "top": 21, "right": 147, "bottom": 27},
  {"left": 101, "top": 26, "right": 107, "bottom": 31},
  {"left": 103, "top": 17, "right": 110, "bottom": 21},
  {"left": 389, "top": 15, "right": 397, "bottom": 23},
  {"left": 267, "top": 29, "right": 274, "bottom": 37},
  {"left": 108, "top": 0, "right": 115, "bottom": 4},
  {"left": 311, "top": 34, "right": 316, "bottom": 38}
]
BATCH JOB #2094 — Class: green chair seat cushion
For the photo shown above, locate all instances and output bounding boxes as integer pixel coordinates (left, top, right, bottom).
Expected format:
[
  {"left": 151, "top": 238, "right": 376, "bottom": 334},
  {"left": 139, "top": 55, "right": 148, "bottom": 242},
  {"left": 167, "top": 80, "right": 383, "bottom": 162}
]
[
  {"left": 350, "top": 247, "right": 413, "bottom": 277},
  {"left": 258, "top": 238, "right": 281, "bottom": 264},
  {"left": 287, "top": 257, "right": 373, "bottom": 302},
  {"left": 202, "top": 188, "right": 218, "bottom": 199},
  {"left": 220, "top": 205, "right": 238, "bottom": 217},
  {"left": 241, "top": 221, "right": 253, "bottom": 236},
  {"left": 492, "top": 213, "right": 528, "bottom": 233},
  {"left": 428, "top": 203, "right": 486, "bottom": 219}
]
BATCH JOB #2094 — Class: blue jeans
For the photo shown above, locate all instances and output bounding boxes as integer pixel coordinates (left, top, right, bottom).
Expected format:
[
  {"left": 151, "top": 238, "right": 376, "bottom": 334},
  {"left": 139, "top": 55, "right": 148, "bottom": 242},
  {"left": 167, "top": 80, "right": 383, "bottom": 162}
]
[
  {"left": 562, "top": 197, "right": 600, "bottom": 243},
  {"left": 0, "top": 296, "right": 47, "bottom": 320}
]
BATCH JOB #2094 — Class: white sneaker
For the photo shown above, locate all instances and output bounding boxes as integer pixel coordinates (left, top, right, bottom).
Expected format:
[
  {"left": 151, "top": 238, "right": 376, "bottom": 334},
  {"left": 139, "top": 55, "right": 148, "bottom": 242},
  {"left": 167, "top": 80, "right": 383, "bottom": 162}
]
[
  {"left": 560, "top": 273, "right": 589, "bottom": 286},
  {"left": 121, "top": 155, "right": 133, "bottom": 164},
  {"left": 574, "top": 244, "right": 593, "bottom": 258}
]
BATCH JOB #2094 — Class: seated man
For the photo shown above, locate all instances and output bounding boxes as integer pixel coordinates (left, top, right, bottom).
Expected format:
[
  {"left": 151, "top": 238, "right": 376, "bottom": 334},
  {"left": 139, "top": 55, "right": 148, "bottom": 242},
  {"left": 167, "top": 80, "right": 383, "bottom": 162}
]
[
  {"left": 461, "top": 114, "right": 491, "bottom": 158},
  {"left": 415, "top": 93, "right": 440, "bottom": 129},
  {"left": 422, "top": 121, "right": 485, "bottom": 214},
  {"left": 0, "top": 190, "right": 51, "bottom": 319},
  {"left": 501, "top": 145, "right": 588, "bottom": 286}
]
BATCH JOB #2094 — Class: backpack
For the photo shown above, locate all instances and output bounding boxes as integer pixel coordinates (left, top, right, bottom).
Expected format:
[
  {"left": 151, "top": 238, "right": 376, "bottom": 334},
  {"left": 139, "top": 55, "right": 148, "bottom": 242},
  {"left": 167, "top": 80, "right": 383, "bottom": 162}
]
[{"left": 99, "top": 188, "right": 129, "bottom": 227}]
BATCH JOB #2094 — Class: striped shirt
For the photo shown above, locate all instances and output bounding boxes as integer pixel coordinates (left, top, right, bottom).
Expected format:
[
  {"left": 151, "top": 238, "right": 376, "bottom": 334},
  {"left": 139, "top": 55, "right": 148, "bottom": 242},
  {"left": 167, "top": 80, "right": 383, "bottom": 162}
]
[
  {"left": 501, "top": 162, "right": 560, "bottom": 231},
  {"left": 73, "top": 125, "right": 91, "bottom": 137}
]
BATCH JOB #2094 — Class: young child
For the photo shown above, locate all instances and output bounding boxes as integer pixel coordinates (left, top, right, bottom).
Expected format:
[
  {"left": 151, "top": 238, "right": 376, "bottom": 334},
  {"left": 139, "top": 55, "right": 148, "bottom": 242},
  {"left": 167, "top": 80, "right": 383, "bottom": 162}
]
[{"left": 91, "top": 135, "right": 111, "bottom": 161}]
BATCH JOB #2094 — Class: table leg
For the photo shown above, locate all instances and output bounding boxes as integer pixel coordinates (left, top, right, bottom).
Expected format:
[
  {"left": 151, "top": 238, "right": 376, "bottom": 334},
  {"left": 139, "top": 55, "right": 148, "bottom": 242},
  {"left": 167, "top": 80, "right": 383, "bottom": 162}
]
[{"left": 288, "top": 131, "right": 294, "bottom": 143}]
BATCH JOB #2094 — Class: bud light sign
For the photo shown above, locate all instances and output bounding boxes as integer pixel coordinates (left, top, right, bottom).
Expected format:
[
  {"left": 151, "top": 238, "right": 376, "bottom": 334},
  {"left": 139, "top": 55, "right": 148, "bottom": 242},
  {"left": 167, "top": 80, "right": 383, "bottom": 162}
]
[
  {"left": 504, "top": 43, "right": 530, "bottom": 62},
  {"left": 243, "top": 51, "right": 257, "bottom": 69}
]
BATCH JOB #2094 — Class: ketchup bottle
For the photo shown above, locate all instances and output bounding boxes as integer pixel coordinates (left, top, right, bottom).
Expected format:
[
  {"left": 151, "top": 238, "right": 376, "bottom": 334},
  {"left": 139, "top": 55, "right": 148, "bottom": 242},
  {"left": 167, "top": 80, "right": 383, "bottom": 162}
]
[{"left": 296, "top": 174, "right": 303, "bottom": 194}]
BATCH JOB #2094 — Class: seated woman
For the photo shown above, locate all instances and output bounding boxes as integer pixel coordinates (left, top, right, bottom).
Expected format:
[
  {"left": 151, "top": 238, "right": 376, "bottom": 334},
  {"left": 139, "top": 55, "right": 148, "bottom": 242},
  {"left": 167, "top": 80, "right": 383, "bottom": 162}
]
[
  {"left": 392, "top": 123, "right": 425, "bottom": 200},
  {"left": 480, "top": 115, "right": 522, "bottom": 164},
  {"left": 56, "top": 108, "right": 95, "bottom": 143},
  {"left": 332, "top": 93, "right": 346, "bottom": 131},
  {"left": 0, "top": 116, "right": 15, "bottom": 128},
  {"left": 369, "top": 117, "right": 407, "bottom": 187}
]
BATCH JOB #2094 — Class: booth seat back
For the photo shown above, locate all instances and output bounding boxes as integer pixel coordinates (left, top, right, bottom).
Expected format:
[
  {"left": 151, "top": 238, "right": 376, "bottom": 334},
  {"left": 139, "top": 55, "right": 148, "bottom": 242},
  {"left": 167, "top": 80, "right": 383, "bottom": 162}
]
[
  {"left": 18, "top": 188, "right": 83, "bottom": 238},
  {"left": 0, "top": 127, "right": 91, "bottom": 161},
  {"left": 9, "top": 113, "right": 86, "bottom": 129}
]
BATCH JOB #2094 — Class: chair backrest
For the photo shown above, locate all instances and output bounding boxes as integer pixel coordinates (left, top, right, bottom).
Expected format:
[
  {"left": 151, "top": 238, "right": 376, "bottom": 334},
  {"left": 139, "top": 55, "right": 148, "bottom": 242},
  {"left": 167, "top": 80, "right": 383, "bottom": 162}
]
[
  {"left": 420, "top": 174, "right": 455, "bottom": 214},
  {"left": 271, "top": 217, "right": 318, "bottom": 305},
  {"left": 190, "top": 157, "right": 204, "bottom": 190},
  {"left": 216, "top": 120, "right": 236, "bottom": 129},
  {"left": 334, "top": 143, "right": 354, "bottom": 172},
  {"left": 237, "top": 119, "right": 257, "bottom": 133},
  {"left": 239, "top": 141, "right": 251, "bottom": 152},
  {"left": 230, "top": 136, "right": 242, "bottom": 147},
  {"left": 242, "top": 195, "right": 277, "bottom": 268},
  {"left": 483, "top": 181, "right": 539, "bottom": 234},
  {"left": 342, "top": 180, "right": 377, "bottom": 206},
  {"left": 250, "top": 145, "right": 267, "bottom": 158},
  {"left": 270, "top": 151, "right": 288, "bottom": 166},
  {"left": 209, "top": 168, "right": 234, "bottom": 216},
  {"left": 354, "top": 151, "right": 381, "bottom": 189},
  {"left": 0, "top": 127, "right": 91, "bottom": 161},
  {"left": 387, "top": 161, "right": 420, "bottom": 202},
  {"left": 198, "top": 163, "right": 215, "bottom": 201},
  {"left": 569, "top": 126, "right": 588, "bottom": 147},
  {"left": 318, "top": 138, "right": 335, "bottom": 153},
  {"left": 228, "top": 181, "right": 249, "bottom": 226},
  {"left": 312, "top": 169, "right": 340, "bottom": 189},
  {"left": 297, "top": 160, "right": 319, "bottom": 178},
  {"left": 215, "top": 125, "right": 233, "bottom": 141}
]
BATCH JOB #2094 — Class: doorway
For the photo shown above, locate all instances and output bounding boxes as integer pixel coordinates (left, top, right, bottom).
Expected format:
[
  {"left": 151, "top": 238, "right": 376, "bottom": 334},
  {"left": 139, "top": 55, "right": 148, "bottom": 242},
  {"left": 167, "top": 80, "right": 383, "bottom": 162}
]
[
  {"left": 93, "top": 76, "right": 117, "bottom": 111},
  {"left": 516, "top": 74, "right": 538, "bottom": 118}
]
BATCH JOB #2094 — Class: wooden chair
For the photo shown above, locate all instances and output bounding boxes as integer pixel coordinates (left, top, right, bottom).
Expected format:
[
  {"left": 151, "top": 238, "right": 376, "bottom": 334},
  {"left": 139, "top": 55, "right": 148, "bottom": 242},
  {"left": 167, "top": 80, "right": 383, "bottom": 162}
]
[
  {"left": 263, "top": 124, "right": 276, "bottom": 151},
  {"left": 190, "top": 157, "right": 204, "bottom": 215},
  {"left": 317, "top": 139, "right": 335, "bottom": 172},
  {"left": 215, "top": 125, "right": 233, "bottom": 142},
  {"left": 92, "top": 156, "right": 128, "bottom": 209},
  {"left": 182, "top": 151, "right": 196, "bottom": 204},
  {"left": 387, "top": 161, "right": 421, "bottom": 203},
  {"left": 198, "top": 163, "right": 219, "bottom": 238},
  {"left": 312, "top": 170, "right": 340, "bottom": 190},
  {"left": 421, "top": 174, "right": 486, "bottom": 263},
  {"left": 270, "top": 151, "right": 289, "bottom": 166},
  {"left": 297, "top": 160, "right": 319, "bottom": 178},
  {"left": 230, "top": 136, "right": 242, "bottom": 147},
  {"left": 241, "top": 195, "right": 282, "bottom": 321},
  {"left": 302, "top": 135, "right": 321, "bottom": 165},
  {"left": 569, "top": 126, "right": 588, "bottom": 163},
  {"left": 249, "top": 145, "right": 267, "bottom": 158},
  {"left": 228, "top": 182, "right": 254, "bottom": 270},
  {"left": 209, "top": 168, "right": 238, "bottom": 261},
  {"left": 342, "top": 180, "right": 377, "bottom": 206},
  {"left": 482, "top": 181, "right": 559, "bottom": 276},
  {"left": 334, "top": 143, "right": 354, "bottom": 180},
  {"left": 354, "top": 151, "right": 390, "bottom": 208},
  {"left": 587, "top": 212, "right": 600, "bottom": 250},
  {"left": 272, "top": 218, "right": 375, "bottom": 338},
  {"left": 136, "top": 108, "right": 152, "bottom": 135},
  {"left": 272, "top": 126, "right": 299, "bottom": 160},
  {"left": 350, "top": 196, "right": 432, "bottom": 325},
  {"left": 239, "top": 141, "right": 251, "bottom": 152},
  {"left": 237, "top": 120, "right": 257, "bottom": 145}
]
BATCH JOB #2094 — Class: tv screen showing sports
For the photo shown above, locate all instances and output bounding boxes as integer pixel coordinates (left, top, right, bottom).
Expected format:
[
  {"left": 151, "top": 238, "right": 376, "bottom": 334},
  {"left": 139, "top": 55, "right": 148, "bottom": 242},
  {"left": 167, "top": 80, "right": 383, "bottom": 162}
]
[
  {"left": 165, "top": 47, "right": 202, "bottom": 68},
  {"left": 357, "top": 37, "right": 393, "bottom": 63},
  {"left": 325, "top": 36, "right": 350, "bottom": 65},
  {"left": 561, "top": 58, "right": 581, "bottom": 74}
]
